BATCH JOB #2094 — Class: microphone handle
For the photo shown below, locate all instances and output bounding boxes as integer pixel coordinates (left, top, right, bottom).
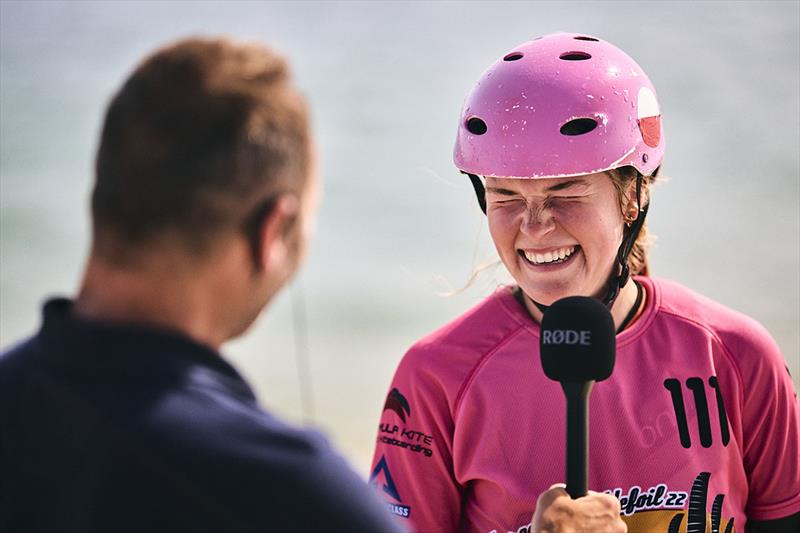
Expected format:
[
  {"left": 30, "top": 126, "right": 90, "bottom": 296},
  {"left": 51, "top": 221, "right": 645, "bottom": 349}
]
[{"left": 562, "top": 381, "right": 595, "bottom": 499}]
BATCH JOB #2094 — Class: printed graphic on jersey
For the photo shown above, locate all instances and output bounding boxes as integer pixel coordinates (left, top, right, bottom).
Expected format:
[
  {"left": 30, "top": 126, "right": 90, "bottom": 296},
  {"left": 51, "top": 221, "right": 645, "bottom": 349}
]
[
  {"left": 612, "top": 472, "right": 735, "bottom": 533},
  {"left": 384, "top": 387, "right": 411, "bottom": 422},
  {"left": 488, "top": 524, "right": 532, "bottom": 533},
  {"left": 369, "top": 455, "right": 411, "bottom": 518},
  {"left": 379, "top": 388, "right": 434, "bottom": 458},
  {"left": 604, "top": 484, "right": 688, "bottom": 516},
  {"left": 377, "top": 434, "right": 433, "bottom": 458},
  {"left": 666, "top": 472, "right": 734, "bottom": 533},
  {"left": 664, "top": 376, "right": 730, "bottom": 448},
  {"left": 378, "top": 423, "right": 434, "bottom": 458}
]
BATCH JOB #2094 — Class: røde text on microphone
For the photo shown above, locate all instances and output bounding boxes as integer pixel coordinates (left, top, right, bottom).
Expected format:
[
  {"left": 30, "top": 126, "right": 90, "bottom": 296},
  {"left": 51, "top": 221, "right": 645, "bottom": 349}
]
[{"left": 541, "top": 330, "right": 592, "bottom": 346}]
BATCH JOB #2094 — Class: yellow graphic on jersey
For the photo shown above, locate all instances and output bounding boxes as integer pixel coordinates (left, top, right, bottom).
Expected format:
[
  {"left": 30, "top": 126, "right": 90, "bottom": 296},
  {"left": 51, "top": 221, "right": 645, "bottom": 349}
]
[
  {"left": 621, "top": 472, "right": 735, "bottom": 533},
  {"left": 623, "top": 509, "right": 734, "bottom": 533}
]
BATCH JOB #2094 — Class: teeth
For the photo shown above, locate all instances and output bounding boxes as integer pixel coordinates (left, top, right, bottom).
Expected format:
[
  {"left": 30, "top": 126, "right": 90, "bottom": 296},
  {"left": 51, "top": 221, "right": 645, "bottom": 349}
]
[{"left": 524, "top": 246, "right": 576, "bottom": 265}]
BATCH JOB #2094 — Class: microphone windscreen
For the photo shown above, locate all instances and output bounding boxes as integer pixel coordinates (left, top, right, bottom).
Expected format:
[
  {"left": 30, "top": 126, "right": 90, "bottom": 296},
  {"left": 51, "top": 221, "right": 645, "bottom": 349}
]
[{"left": 540, "top": 296, "right": 616, "bottom": 382}]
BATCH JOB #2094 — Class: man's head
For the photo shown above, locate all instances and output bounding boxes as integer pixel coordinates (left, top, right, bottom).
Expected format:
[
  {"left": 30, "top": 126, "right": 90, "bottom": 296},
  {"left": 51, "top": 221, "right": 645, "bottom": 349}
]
[{"left": 87, "top": 37, "right": 317, "bottom": 339}]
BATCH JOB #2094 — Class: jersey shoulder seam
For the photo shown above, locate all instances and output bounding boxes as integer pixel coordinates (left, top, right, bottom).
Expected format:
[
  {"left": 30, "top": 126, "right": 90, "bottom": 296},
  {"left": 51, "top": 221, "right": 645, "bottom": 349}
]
[
  {"left": 656, "top": 306, "right": 746, "bottom": 410},
  {"left": 452, "top": 324, "right": 528, "bottom": 419}
]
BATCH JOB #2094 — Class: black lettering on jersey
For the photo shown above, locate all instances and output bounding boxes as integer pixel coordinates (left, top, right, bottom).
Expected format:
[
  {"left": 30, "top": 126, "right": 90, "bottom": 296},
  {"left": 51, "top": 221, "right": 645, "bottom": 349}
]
[
  {"left": 708, "top": 377, "right": 730, "bottom": 446},
  {"left": 664, "top": 378, "right": 692, "bottom": 447},
  {"left": 686, "top": 378, "right": 712, "bottom": 448},
  {"left": 663, "top": 377, "right": 730, "bottom": 449},
  {"left": 674, "top": 493, "right": 687, "bottom": 507}
]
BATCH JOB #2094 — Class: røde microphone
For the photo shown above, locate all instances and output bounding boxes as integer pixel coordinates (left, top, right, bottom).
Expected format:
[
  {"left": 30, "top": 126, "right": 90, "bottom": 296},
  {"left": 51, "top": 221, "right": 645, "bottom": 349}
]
[{"left": 540, "top": 296, "right": 616, "bottom": 499}]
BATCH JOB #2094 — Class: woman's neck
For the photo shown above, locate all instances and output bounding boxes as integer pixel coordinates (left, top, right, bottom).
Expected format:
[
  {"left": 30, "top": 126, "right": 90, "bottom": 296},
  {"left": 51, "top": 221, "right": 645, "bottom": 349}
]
[{"left": 520, "top": 278, "right": 647, "bottom": 333}]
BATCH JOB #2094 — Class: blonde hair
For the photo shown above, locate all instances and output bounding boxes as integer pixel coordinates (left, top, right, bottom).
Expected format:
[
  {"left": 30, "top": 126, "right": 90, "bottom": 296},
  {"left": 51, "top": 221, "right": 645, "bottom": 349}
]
[{"left": 607, "top": 166, "right": 659, "bottom": 277}]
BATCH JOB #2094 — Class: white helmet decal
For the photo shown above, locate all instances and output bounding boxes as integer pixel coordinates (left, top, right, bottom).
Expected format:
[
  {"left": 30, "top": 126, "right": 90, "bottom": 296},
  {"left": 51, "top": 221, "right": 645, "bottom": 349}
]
[{"left": 637, "top": 86, "right": 661, "bottom": 148}]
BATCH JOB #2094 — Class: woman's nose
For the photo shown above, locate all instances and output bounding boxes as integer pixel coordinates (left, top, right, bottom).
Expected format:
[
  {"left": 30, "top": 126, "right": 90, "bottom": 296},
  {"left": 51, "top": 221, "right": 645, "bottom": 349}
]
[{"left": 521, "top": 204, "right": 556, "bottom": 238}]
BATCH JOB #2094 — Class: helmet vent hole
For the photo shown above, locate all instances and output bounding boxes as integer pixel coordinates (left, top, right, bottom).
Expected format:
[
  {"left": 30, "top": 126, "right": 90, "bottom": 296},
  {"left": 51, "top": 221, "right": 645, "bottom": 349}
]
[
  {"left": 466, "top": 117, "right": 488, "bottom": 135},
  {"left": 574, "top": 36, "right": 599, "bottom": 42},
  {"left": 504, "top": 52, "right": 524, "bottom": 61},
  {"left": 560, "top": 118, "right": 598, "bottom": 136},
  {"left": 559, "top": 51, "right": 592, "bottom": 61}
]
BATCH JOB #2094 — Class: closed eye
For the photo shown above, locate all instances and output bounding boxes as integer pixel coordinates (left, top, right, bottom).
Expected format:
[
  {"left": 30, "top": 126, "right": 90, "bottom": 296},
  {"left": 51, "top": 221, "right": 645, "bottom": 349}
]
[
  {"left": 486, "top": 191, "right": 525, "bottom": 202},
  {"left": 489, "top": 197, "right": 525, "bottom": 205},
  {"left": 550, "top": 194, "right": 588, "bottom": 202}
]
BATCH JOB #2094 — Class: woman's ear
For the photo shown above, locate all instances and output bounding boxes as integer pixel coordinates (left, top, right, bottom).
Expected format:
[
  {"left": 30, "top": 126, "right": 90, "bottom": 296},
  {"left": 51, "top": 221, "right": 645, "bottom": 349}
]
[
  {"left": 256, "top": 194, "right": 299, "bottom": 273},
  {"left": 624, "top": 177, "right": 650, "bottom": 223},
  {"left": 623, "top": 184, "right": 640, "bottom": 223}
]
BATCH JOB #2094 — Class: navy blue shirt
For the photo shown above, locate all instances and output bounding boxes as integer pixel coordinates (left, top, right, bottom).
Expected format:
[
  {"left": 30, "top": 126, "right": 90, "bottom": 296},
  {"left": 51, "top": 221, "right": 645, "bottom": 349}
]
[{"left": 0, "top": 299, "right": 400, "bottom": 532}]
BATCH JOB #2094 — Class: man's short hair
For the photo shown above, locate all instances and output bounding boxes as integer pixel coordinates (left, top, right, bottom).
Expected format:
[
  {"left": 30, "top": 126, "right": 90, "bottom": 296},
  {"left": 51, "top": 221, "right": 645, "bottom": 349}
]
[{"left": 92, "top": 37, "right": 310, "bottom": 262}]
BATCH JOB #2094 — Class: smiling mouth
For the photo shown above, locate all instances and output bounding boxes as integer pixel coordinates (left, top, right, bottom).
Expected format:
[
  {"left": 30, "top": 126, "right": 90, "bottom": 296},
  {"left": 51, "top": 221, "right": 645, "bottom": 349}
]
[{"left": 518, "top": 245, "right": 579, "bottom": 266}]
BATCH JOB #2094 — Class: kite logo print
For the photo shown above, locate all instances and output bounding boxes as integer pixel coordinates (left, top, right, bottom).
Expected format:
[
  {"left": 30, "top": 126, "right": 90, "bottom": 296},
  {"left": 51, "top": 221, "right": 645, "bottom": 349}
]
[
  {"left": 378, "top": 387, "right": 435, "bottom": 459},
  {"left": 369, "top": 455, "right": 410, "bottom": 518},
  {"left": 383, "top": 388, "right": 411, "bottom": 423}
]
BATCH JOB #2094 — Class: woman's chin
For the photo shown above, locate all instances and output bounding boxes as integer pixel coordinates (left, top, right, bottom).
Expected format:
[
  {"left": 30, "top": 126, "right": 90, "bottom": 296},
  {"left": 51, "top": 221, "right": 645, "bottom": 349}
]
[{"left": 519, "top": 286, "right": 572, "bottom": 307}]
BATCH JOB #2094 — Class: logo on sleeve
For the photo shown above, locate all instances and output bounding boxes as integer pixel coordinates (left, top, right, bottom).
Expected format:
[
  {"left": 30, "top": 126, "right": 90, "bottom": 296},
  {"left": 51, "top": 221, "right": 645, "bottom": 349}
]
[
  {"left": 383, "top": 388, "right": 411, "bottom": 422},
  {"left": 369, "top": 455, "right": 411, "bottom": 518},
  {"left": 378, "top": 388, "right": 434, "bottom": 458}
]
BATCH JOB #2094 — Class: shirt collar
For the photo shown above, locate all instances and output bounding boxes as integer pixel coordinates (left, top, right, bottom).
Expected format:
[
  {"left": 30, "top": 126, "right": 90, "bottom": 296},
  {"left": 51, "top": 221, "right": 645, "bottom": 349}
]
[{"left": 36, "top": 297, "right": 257, "bottom": 401}]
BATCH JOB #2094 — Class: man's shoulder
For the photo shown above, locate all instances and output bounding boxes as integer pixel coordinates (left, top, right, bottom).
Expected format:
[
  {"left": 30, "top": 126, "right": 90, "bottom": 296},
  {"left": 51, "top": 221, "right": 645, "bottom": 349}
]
[
  {"left": 1, "top": 334, "right": 396, "bottom": 532},
  {"left": 143, "top": 375, "right": 397, "bottom": 530},
  {"left": 0, "top": 334, "right": 40, "bottom": 363},
  {"left": 141, "top": 364, "right": 324, "bottom": 462},
  {"left": 0, "top": 334, "right": 43, "bottom": 391}
]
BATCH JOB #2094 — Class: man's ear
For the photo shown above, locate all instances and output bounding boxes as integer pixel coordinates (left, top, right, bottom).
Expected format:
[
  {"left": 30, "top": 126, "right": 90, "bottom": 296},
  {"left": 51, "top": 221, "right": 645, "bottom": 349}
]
[{"left": 256, "top": 194, "right": 299, "bottom": 272}]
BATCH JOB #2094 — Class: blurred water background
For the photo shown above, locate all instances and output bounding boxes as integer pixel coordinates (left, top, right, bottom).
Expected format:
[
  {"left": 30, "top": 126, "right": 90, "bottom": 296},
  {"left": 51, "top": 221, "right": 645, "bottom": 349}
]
[{"left": 2, "top": 0, "right": 798, "bottom": 476}]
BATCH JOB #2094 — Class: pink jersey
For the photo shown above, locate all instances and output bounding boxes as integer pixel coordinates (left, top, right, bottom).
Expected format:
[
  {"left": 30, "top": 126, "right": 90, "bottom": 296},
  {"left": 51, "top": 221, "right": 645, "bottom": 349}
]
[{"left": 370, "top": 276, "right": 800, "bottom": 533}]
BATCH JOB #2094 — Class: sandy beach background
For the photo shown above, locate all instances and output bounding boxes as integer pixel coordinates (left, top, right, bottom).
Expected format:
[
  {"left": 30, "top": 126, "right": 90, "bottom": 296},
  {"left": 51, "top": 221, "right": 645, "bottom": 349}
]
[{"left": 2, "top": 0, "right": 798, "bottom": 477}]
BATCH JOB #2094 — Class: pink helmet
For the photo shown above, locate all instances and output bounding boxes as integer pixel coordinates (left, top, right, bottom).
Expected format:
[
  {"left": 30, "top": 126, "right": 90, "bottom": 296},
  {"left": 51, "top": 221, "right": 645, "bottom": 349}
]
[{"left": 454, "top": 32, "right": 664, "bottom": 179}]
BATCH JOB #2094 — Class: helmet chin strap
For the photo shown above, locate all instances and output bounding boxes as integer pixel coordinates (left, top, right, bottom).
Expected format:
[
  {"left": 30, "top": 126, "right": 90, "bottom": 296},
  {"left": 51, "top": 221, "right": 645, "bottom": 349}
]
[
  {"left": 465, "top": 171, "right": 649, "bottom": 313},
  {"left": 464, "top": 172, "right": 487, "bottom": 214},
  {"left": 601, "top": 173, "right": 649, "bottom": 309}
]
